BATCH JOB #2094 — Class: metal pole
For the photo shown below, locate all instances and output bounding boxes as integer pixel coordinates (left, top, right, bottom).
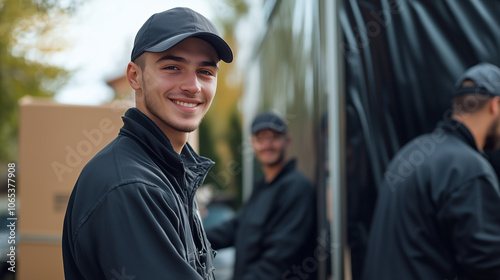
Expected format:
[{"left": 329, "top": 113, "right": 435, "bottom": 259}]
[{"left": 323, "top": 0, "right": 346, "bottom": 279}]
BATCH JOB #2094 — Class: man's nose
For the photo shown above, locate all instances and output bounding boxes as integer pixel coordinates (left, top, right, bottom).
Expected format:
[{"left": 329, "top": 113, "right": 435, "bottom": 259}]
[{"left": 180, "top": 72, "right": 201, "bottom": 94}]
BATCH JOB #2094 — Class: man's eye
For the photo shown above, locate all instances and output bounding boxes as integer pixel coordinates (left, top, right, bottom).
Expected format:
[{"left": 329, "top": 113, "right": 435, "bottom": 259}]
[
  {"left": 163, "top": 65, "right": 178, "bottom": 70},
  {"left": 199, "top": 70, "right": 213, "bottom": 76}
]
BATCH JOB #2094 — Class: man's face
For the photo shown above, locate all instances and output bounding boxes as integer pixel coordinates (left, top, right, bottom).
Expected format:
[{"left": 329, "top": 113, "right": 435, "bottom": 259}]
[
  {"left": 251, "top": 129, "right": 289, "bottom": 167},
  {"left": 135, "top": 37, "right": 219, "bottom": 133}
]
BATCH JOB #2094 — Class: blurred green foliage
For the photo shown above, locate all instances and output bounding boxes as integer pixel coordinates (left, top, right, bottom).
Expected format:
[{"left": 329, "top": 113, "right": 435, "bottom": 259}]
[
  {"left": 0, "top": 0, "right": 82, "bottom": 162},
  {"left": 198, "top": 0, "right": 248, "bottom": 207}
]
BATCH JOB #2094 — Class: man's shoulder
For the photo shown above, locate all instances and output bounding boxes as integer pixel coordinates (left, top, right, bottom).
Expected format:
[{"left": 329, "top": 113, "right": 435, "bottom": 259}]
[
  {"left": 288, "top": 169, "right": 312, "bottom": 183},
  {"left": 278, "top": 169, "right": 313, "bottom": 193},
  {"left": 399, "top": 130, "right": 480, "bottom": 162},
  {"left": 74, "top": 134, "right": 176, "bottom": 206},
  {"left": 81, "top": 135, "right": 156, "bottom": 181},
  {"left": 394, "top": 131, "right": 495, "bottom": 184},
  {"left": 65, "top": 179, "right": 182, "bottom": 249},
  {"left": 68, "top": 143, "right": 181, "bottom": 230}
]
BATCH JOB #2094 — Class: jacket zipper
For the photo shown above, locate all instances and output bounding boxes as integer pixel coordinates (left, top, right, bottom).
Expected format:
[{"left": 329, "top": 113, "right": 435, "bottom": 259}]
[
  {"left": 188, "top": 173, "right": 205, "bottom": 240},
  {"left": 182, "top": 166, "right": 211, "bottom": 276},
  {"left": 188, "top": 173, "right": 211, "bottom": 268}
]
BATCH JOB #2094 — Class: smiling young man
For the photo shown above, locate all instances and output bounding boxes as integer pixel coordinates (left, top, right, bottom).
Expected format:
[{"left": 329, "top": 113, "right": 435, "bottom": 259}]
[
  {"left": 63, "top": 8, "right": 232, "bottom": 280},
  {"left": 206, "top": 112, "right": 317, "bottom": 280}
]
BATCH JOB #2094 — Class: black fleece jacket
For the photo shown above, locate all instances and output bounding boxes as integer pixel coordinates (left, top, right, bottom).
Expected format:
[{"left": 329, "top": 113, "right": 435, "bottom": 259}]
[
  {"left": 206, "top": 159, "right": 317, "bottom": 280},
  {"left": 63, "top": 108, "right": 216, "bottom": 279},
  {"left": 363, "top": 119, "right": 500, "bottom": 280}
]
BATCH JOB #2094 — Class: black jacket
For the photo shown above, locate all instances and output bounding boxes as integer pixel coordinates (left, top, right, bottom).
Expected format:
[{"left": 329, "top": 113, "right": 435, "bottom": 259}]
[
  {"left": 63, "top": 108, "right": 216, "bottom": 279},
  {"left": 362, "top": 119, "right": 500, "bottom": 280},
  {"left": 206, "top": 159, "right": 317, "bottom": 280}
]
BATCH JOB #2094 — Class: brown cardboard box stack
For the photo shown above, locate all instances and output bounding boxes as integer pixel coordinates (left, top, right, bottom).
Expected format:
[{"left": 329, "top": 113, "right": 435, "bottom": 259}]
[{"left": 17, "top": 97, "right": 130, "bottom": 280}]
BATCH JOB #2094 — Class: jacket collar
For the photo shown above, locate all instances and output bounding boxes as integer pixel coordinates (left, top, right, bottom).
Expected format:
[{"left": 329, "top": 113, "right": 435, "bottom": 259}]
[
  {"left": 438, "top": 118, "right": 479, "bottom": 152},
  {"left": 267, "top": 159, "right": 297, "bottom": 185},
  {"left": 119, "top": 108, "right": 214, "bottom": 176}
]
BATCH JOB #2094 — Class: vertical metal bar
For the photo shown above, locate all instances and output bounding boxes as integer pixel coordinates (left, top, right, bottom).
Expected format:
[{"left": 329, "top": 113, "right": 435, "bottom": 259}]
[
  {"left": 323, "top": 0, "right": 345, "bottom": 279},
  {"left": 242, "top": 116, "right": 254, "bottom": 203}
]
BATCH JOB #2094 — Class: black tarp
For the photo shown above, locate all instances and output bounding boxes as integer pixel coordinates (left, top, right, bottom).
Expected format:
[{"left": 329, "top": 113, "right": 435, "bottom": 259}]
[{"left": 342, "top": 1, "right": 500, "bottom": 279}]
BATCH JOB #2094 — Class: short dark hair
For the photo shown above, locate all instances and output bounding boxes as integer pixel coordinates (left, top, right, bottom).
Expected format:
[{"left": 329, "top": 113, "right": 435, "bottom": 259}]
[
  {"left": 452, "top": 93, "right": 492, "bottom": 115},
  {"left": 134, "top": 54, "right": 146, "bottom": 70}
]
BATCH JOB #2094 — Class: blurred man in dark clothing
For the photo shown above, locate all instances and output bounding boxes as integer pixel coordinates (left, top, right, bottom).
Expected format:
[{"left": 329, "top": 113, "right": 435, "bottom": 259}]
[
  {"left": 206, "top": 112, "right": 317, "bottom": 280},
  {"left": 363, "top": 63, "right": 500, "bottom": 280}
]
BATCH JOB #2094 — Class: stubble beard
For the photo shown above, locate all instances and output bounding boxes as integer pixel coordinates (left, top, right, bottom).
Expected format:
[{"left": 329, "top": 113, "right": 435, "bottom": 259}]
[
  {"left": 260, "top": 146, "right": 286, "bottom": 167},
  {"left": 484, "top": 114, "right": 500, "bottom": 151}
]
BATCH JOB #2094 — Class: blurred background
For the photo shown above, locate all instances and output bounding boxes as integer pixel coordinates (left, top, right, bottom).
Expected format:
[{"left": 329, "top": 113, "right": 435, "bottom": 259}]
[{"left": 1, "top": 0, "right": 500, "bottom": 279}]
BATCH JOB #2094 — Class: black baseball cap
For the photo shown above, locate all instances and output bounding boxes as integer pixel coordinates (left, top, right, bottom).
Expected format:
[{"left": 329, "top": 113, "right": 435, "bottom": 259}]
[
  {"left": 454, "top": 62, "right": 500, "bottom": 96},
  {"left": 251, "top": 112, "right": 287, "bottom": 134},
  {"left": 131, "top": 7, "right": 233, "bottom": 63}
]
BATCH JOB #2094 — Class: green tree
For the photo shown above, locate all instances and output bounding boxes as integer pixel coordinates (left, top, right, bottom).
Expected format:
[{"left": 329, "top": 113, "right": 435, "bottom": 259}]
[
  {"left": 0, "top": 0, "right": 81, "bottom": 162},
  {"left": 227, "top": 107, "right": 243, "bottom": 206},
  {"left": 198, "top": 117, "right": 223, "bottom": 189},
  {"left": 198, "top": 0, "right": 248, "bottom": 206}
]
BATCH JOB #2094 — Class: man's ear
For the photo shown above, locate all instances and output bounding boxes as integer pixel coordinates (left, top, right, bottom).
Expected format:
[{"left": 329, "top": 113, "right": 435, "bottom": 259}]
[
  {"left": 285, "top": 135, "right": 292, "bottom": 147},
  {"left": 490, "top": 96, "right": 500, "bottom": 116},
  {"left": 127, "top": 62, "right": 142, "bottom": 90}
]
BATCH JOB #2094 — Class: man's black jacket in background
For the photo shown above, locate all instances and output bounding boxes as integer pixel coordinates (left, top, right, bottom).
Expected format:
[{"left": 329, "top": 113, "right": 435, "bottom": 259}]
[
  {"left": 206, "top": 159, "right": 317, "bottom": 280},
  {"left": 362, "top": 119, "right": 500, "bottom": 280}
]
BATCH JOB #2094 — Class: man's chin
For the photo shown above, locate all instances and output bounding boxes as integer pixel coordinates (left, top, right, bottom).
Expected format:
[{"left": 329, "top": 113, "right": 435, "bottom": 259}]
[
  {"left": 175, "top": 126, "right": 198, "bottom": 133},
  {"left": 261, "top": 157, "right": 283, "bottom": 167},
  {"left": 172, "top": 120, "right": 202, "bottom": 133}
]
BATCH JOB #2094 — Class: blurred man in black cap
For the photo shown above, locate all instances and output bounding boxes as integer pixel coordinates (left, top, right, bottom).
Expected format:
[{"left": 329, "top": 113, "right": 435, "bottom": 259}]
[
  {"left": 63, "top": 7, "right": 232, "bottom": 280},
  {"left": 206, "top": 112, "right": 317, "bottom": 280},
  {"left": 363, "top": 62, "right": 500, "bottom": 280}
]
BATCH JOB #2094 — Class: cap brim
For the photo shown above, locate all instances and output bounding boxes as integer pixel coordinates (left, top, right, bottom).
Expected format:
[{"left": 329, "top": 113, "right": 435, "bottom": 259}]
[
  {"left": 251, "top": 123, "right": 287, "bottom": 134},
  {"left": 146, "top": 32, "right": 233, "bottom": 63}
]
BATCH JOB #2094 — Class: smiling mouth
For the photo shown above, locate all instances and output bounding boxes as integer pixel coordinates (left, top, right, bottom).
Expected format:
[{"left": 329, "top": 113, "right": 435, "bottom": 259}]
[{"left": 173, "top": 100, "right": 199, "bottom": 108}]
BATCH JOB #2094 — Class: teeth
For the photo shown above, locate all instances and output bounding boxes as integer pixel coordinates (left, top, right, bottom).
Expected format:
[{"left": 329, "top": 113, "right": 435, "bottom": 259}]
[{"left": 174, "top": 100, "right": 197, "bottom": 108}]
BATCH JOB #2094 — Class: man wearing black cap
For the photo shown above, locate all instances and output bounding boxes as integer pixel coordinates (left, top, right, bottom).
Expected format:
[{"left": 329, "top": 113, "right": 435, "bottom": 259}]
[
  {"left": 63, "top": 7, "right": 232, "bottom": 280},
  {"left": 206, "top": 112, "right": 317, "bottom": 280},
  {"left": 362, "top": 62, "right": 500, "bottom": 280}
]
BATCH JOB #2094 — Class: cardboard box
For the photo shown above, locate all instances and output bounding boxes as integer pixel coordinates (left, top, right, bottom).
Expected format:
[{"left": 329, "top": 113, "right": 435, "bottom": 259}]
[
  {"left": 17, "top": 241, "right": 64, "bottom": 280},
  {"left": 18, "top": 97, "right": 131, "bottom": 279}
]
